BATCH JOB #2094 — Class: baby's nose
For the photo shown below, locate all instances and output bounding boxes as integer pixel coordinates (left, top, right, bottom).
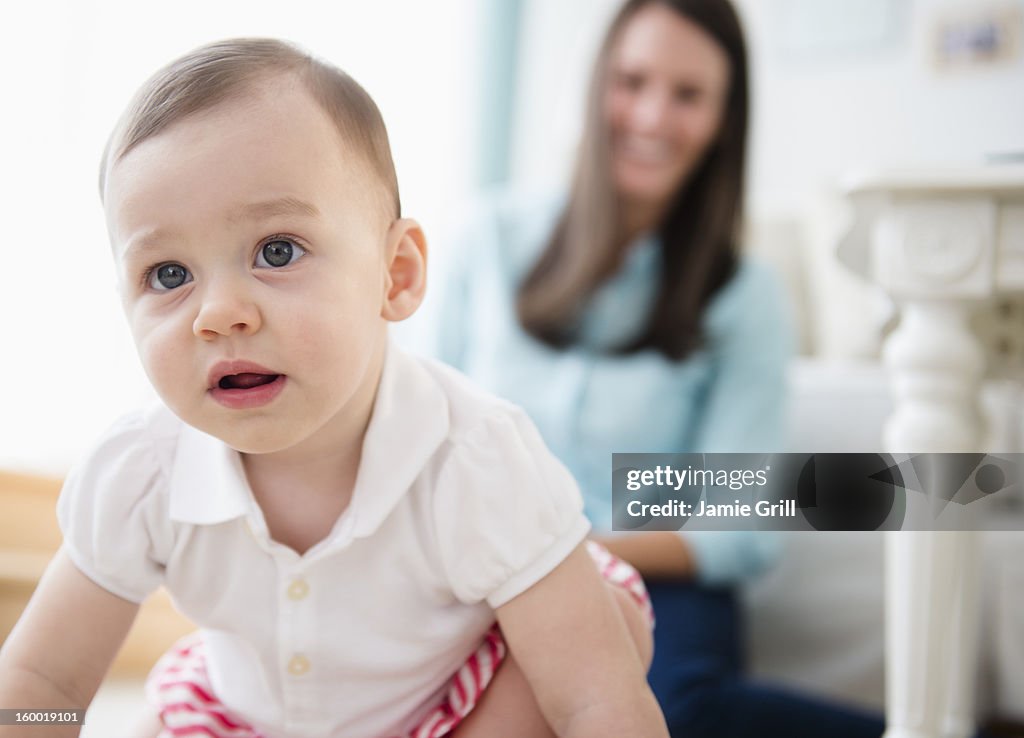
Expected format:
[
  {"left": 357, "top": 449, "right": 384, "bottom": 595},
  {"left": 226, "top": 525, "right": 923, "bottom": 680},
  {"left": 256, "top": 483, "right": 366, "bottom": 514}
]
[{"left": 193, "top": 283, "right": 262, "bottom": 339}]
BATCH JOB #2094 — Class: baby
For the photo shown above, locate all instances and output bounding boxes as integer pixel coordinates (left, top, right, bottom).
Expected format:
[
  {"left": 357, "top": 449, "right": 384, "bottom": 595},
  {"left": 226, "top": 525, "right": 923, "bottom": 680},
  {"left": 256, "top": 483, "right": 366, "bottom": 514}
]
[{"left": 0, "top": 39, "right": 667, "bottom": 738}]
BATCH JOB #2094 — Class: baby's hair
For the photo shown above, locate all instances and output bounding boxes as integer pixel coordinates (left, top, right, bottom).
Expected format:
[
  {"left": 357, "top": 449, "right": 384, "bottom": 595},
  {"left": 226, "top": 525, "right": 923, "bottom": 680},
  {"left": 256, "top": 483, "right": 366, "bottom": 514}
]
[{"left": 98, "top": 37, "right": 400, "bottom": 220}]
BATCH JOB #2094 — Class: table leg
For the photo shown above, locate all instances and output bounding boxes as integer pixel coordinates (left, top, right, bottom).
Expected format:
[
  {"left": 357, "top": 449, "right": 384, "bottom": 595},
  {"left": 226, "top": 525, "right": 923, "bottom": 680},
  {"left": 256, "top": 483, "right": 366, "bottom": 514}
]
[{"left": 881, "top": 299, "right": 985, "bottom": 738}]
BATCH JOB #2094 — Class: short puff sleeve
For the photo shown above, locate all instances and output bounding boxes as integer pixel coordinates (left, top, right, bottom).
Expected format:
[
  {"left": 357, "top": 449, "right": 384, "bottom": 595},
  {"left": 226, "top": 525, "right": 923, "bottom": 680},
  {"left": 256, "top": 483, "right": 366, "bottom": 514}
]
[
  {"left": 56, "top": 412, "right": 170, "bottom": 603},
  {"left": 434, "top": 408, "right": 591, "bottom": 608}
]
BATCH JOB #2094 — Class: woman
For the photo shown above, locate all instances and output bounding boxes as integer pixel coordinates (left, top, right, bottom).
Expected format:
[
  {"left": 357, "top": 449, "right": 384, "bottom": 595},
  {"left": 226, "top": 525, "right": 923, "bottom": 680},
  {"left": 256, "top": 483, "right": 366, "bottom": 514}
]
[{"left": 430, "top": 1, "right": 887, "bottom": 735}]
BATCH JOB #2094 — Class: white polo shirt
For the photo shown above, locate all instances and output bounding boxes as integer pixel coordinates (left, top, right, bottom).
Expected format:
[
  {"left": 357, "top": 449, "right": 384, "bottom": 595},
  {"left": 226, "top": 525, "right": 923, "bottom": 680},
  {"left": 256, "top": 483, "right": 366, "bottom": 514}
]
[{"left": 57, "top": 344, "right": 590, "bottom": 738}]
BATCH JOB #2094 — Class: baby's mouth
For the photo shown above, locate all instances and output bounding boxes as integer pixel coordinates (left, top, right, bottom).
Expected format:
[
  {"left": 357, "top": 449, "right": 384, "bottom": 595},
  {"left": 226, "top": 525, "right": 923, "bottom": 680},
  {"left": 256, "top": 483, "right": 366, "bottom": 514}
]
[{"left": 218, "top": 373, "right": 281, "bottom": 390}]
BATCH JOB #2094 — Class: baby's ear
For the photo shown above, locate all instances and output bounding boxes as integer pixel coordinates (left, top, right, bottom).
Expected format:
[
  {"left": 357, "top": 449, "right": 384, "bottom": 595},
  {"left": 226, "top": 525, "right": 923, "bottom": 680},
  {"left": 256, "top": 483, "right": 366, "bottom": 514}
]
[{"left": 381, "top": 218, "right": 428, "bottom": 322}]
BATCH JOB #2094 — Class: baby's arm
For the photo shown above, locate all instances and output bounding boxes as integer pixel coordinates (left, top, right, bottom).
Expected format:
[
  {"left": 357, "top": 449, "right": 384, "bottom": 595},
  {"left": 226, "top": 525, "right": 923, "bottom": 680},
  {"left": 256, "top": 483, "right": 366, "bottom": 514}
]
[
  {"left": 0, "top": 549, "right": 139, "bottom": 738},
  {"left": 494, "top": 543, "right": 669, "bottom": 737}
]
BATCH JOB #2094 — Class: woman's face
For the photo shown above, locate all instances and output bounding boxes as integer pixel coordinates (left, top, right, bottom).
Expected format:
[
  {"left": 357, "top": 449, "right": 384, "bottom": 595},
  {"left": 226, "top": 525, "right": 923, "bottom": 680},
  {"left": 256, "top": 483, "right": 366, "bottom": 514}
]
[{"left": 604, "top": 3, "right": 732, "bottom": 210}]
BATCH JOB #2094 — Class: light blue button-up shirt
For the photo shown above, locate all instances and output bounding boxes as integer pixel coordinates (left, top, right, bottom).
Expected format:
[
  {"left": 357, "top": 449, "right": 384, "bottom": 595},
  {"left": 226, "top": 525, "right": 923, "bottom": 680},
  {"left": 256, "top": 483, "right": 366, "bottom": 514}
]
[{"left": 421, "top": 191, "right": 795, "bottom": 585}]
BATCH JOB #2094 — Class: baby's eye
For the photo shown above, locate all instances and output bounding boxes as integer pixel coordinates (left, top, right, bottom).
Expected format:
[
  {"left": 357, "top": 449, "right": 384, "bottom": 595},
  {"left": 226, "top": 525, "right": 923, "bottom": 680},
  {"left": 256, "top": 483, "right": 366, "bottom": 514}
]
[
  {"left": 148, "top": 263, "right": 192, "bottom": 291},
  {"left": 255, "top": 238, "right": 307, "bottom": 268}
]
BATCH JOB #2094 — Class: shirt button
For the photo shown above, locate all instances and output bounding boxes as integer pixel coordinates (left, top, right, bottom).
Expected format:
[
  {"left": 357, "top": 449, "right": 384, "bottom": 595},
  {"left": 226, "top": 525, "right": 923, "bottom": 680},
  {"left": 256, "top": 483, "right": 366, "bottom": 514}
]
[
  {"left": 287, "top": 654, "right": 310, "bottom": 676},
  {"left": 287, "top": 578, "right": 309, "bottom": 600}
]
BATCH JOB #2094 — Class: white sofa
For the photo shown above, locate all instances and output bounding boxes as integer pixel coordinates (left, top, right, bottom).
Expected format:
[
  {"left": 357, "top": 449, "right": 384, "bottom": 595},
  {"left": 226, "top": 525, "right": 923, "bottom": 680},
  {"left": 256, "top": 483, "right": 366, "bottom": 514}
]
[{"left": 742, "top": 358, "right": 1024, "bottom": 723}]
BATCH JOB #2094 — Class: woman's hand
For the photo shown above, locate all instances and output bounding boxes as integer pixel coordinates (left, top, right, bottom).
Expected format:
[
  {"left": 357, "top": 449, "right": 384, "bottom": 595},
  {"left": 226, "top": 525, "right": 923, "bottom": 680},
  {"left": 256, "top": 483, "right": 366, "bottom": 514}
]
[{"left": 591, "top": 532, "right": 697, "bottom": 580}]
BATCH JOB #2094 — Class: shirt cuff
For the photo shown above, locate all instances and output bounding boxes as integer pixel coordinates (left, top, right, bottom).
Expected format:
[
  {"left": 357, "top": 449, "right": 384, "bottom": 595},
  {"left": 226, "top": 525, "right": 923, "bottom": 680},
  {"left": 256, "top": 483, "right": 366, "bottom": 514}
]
[{"left": 486, "top": 516, "right": 592, "bottom": 608}]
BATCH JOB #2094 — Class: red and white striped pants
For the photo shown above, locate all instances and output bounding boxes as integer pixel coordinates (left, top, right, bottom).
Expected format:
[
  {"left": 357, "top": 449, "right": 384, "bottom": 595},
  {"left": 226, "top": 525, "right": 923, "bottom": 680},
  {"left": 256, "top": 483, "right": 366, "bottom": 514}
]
[{"left": 147, "top": 541, "right": 652, "bottom": 738}]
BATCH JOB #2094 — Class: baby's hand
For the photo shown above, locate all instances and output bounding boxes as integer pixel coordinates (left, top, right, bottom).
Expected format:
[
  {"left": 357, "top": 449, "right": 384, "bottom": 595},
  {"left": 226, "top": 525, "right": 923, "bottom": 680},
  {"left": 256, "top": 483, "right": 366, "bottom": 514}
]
[{"left": 0, "top": 549, "right": 139, "bottom": 738}]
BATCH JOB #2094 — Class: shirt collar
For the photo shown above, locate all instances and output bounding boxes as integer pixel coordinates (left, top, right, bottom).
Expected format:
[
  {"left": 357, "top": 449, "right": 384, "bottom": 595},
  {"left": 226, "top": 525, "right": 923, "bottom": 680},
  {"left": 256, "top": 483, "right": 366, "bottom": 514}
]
[
  {"left": 169, "top": 422, "right": 252, "bottom": 524},
  {"left": 168, "top": 341, "right": 450, "bottom": 535},
  {"left": 347, "top": 341, "right": 449, "bottom": 539}
]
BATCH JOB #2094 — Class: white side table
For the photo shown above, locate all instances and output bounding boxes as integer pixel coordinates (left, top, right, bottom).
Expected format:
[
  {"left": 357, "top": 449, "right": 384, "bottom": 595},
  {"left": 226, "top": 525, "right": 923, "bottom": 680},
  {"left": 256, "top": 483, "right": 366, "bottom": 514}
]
[{"left": 838, "top": 166, "right": 1024, "bottom": 738}]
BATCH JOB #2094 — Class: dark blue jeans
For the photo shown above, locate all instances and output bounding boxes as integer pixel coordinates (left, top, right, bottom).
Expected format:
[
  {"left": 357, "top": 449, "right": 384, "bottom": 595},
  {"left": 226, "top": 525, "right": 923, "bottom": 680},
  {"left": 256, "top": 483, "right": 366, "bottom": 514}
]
[{"left": 646, "top": 580, "right": 888, "bottom": 738}]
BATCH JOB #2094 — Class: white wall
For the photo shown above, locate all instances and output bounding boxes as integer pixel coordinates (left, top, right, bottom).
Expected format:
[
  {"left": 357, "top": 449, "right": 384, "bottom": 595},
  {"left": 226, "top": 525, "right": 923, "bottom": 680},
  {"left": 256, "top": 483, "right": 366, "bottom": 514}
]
[
  {"left": 740, "top": 0, "right": 1024, "bottom": 218},
  {"left": 508, "top": 0, "right": 1024, "bottom": 219},
  {"left": 509, "top": 0, "right": 620, "bottom": 192},
  {"left": 5, "top": 0, "right": 1021, "bottom": 472},
  {"left": 0, "top": 0, "right": 482, "bottom": 473}
]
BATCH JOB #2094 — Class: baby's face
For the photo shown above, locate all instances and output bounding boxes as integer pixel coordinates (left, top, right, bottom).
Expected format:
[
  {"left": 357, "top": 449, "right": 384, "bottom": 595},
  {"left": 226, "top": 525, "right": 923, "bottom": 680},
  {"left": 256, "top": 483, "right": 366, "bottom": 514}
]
[{"left": 105, "top": 75, "right": 391, "bottom": 454}]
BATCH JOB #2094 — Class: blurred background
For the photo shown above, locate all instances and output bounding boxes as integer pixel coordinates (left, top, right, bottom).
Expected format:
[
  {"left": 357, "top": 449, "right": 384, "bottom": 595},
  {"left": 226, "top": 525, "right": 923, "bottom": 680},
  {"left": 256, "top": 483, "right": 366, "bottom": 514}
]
[
  {"left": 2, "top": 0, "right": 1023, "bottom": 472},
  {"left": 1, "top": 0, "right": 1023, "bottom": 733}
]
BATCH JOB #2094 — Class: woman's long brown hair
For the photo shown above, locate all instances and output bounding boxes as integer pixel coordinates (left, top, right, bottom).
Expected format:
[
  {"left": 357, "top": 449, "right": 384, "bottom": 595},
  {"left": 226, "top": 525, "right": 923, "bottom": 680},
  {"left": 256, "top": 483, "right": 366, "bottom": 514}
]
[{"left": 516, "top": 0, "right": 749, "bottom": 361}]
